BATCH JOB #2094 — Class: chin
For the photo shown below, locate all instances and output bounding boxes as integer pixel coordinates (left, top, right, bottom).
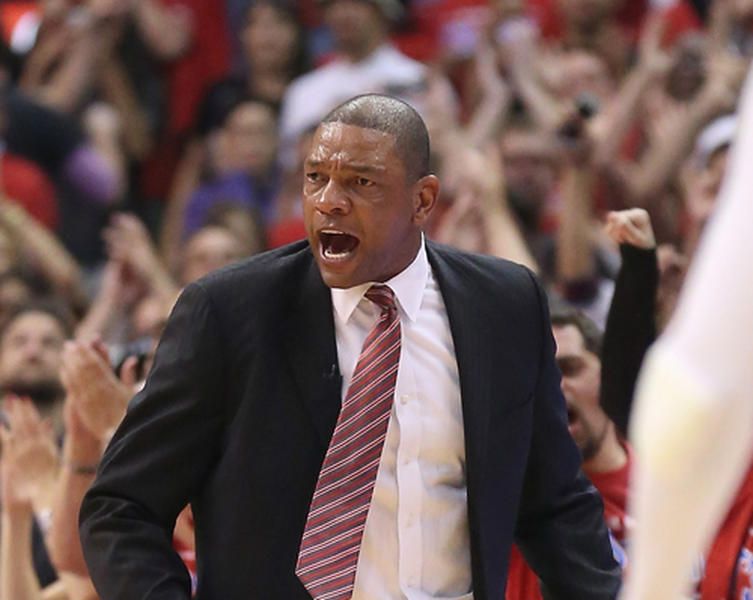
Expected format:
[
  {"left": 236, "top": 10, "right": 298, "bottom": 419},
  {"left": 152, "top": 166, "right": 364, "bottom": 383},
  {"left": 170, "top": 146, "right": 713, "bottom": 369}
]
[{"left": 318, "top": 268, "right": 363, "bottom": 289}]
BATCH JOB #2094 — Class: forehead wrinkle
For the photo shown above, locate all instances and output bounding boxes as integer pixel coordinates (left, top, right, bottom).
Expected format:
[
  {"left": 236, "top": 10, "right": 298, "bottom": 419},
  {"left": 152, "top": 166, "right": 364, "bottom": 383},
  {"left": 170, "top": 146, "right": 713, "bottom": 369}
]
[{"left": 309, "top": 122, "right": 397, "bottom": 169}]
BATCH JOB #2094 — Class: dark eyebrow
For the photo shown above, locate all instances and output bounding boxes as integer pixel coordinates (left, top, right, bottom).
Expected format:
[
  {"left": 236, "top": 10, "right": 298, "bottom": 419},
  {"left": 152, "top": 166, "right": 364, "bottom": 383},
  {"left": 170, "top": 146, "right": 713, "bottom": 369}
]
[{"left": 304, "top": 159, "right": 387, "bottom": 176}]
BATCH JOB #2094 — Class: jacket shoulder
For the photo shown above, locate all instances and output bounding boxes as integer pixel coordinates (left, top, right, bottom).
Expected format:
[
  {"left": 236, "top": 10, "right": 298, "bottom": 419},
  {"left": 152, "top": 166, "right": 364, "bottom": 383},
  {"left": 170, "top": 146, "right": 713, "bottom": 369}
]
[
  {"left": 187, "top": 241, "right": 316, "bottom": 316},
  {"left": 427, "top": 241, "right": 538, "bottom": 294}
]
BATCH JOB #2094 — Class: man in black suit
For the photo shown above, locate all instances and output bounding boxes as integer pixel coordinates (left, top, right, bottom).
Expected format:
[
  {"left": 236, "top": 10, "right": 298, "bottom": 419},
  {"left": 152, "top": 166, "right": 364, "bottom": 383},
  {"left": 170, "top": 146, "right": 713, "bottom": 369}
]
[{"left": 80, "top": 94, "right": 620, "bottom": 599}]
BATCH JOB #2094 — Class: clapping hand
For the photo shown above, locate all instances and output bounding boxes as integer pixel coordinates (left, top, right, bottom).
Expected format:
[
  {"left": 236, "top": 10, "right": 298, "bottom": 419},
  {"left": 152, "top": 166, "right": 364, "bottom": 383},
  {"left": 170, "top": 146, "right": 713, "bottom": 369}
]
[
  {"left": 0, "top": 397, "right": 59, "bottom": 514},
  {"left": 60, "top": 340, "right": 134, "bottom": 443}
]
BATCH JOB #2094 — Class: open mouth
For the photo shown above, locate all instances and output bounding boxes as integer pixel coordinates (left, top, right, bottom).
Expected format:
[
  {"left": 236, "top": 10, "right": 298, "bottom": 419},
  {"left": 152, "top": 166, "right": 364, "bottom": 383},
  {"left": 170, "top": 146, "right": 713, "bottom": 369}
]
[{"left": 319, "top": 230, "right": 360, "bottom": 262}]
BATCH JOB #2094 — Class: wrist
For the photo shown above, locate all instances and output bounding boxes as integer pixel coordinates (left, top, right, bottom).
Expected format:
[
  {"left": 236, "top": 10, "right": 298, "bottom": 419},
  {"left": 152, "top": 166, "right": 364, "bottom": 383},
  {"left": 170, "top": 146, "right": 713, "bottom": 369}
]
[
  {"left": 63, "top": 436, "right": 103, "bottom": 465},
  {"left": 61, "top": 457, "right": 99, "bottom": 476}
]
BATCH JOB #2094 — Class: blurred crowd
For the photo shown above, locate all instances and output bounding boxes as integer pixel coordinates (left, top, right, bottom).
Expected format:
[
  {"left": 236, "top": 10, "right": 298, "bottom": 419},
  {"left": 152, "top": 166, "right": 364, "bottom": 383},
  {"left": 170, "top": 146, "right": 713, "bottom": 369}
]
[{"left": 0, "top": 0, "right": 750, "bottom": 598}]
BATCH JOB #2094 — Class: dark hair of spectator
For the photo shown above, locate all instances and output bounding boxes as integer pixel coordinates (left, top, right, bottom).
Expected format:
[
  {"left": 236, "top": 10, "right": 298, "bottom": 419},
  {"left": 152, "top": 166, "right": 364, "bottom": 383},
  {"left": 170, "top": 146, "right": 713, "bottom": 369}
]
[
  {"left": 321, "top": 93, "right": 431, "bottom": 182},
  {"left": 0, "top": 299, "right": 75, "bottom": 344},
  {"left": 243, "top": 0, "right": 310, "bottom": 80},
  {"left": 0, "top": 267, "right": 52, "bottom": 297},
  {"left": 550, "top": 307, "right": 603, "bottom": 357},
  {"left": 195, "top": 85, "right": 278, "bottom": 138}
]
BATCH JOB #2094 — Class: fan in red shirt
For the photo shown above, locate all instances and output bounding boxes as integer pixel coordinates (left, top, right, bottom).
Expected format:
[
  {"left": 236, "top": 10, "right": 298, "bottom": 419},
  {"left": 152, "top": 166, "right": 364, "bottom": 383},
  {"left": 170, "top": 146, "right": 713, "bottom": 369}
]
[{"left": 506, "top": 309, "right": 631, "bottom": 600}]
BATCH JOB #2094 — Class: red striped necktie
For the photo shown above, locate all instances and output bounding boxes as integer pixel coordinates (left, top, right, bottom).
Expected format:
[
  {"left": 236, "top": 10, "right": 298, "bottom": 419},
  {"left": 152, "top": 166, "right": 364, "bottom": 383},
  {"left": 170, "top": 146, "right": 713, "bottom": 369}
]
[{"left": 296, "top": 284, "right": 402, "bottom": 599}]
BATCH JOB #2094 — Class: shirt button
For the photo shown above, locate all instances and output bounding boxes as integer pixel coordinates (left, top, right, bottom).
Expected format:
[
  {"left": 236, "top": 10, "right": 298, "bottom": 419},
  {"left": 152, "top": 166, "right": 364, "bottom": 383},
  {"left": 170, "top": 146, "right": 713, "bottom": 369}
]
[{"left": 400, "top": 394, "right": 410, "bottom": 405}]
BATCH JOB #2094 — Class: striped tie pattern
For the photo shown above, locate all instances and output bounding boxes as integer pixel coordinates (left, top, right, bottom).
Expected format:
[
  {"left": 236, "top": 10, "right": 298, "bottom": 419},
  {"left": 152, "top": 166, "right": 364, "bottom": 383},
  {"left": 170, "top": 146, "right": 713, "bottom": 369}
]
[{"left": 296, "top": 284, "right": 401, "bottom": 600}]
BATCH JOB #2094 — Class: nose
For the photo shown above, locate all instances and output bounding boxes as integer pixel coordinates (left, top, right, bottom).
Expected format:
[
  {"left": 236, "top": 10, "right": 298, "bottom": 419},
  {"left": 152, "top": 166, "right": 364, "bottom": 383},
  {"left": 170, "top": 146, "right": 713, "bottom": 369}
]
[
  {"left": 20, "top": 339, "right": 44, "bottom": 362},
  {"left": 316, "top": 179, "right": 351, "bottom": 215}
]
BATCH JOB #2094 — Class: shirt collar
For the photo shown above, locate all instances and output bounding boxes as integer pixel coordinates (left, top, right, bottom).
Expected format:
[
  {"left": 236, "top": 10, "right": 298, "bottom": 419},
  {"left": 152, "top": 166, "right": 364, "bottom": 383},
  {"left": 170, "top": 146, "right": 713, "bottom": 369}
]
[{"left": 331, "top": 237, "right": 429, "bottom": 324}]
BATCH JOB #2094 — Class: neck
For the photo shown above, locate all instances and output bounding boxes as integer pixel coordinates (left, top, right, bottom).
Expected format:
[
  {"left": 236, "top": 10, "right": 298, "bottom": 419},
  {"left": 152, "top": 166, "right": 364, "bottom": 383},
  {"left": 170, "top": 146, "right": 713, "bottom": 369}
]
[{"left": 583, "top": 423, "right": 627, "bottom": 474}]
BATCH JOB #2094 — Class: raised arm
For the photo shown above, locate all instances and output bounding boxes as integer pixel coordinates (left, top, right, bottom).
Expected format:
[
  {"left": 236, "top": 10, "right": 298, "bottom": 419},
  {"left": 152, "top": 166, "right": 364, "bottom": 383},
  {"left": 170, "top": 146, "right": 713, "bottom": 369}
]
[{"left": 599, "top": 209, "right": 658, "bottom": 438}]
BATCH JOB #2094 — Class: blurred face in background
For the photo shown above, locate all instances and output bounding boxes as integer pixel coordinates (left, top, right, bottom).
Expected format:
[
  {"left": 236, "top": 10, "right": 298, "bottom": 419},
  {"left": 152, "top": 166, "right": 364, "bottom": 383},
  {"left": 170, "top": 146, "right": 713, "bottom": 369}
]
[
  {"left": 685, "top": 146, "right": 729, "bottom": 230},
  {"left": 500, "top": 129, "right": 558, "bottom": 219},
  {"left": 0, "top": 311, "right": 66, "bottom": 402},
  {"left": 665, "top": 36, "right": 707, "bottom": 101},
  {"left": 558, "top": 0, "right": 623, "bottom": 30},
  {"left": 324, "top": 0, "right": 386, "bottom": 59},
  {"left": 557, "top": 50, "right": 614, "bottom": 105},
  {"left": 242, "top": 2, "right": 300, "bottom": 73},
  {"left": 220, "top": 101, "right": 278, "bottom": 177},
  {"left": 180, "top": 226, "right": 248, "bottom": 285},
  {"left": 553, "top": 323, "right": 608, "bottom": 462}
]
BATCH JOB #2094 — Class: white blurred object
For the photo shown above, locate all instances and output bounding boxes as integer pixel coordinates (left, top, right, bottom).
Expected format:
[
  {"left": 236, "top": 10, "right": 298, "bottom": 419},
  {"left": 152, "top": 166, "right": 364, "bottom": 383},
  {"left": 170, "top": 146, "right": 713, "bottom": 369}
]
[
  {"left": 622, "top": 63, "right": 753, "bottom": 599},
  {"left": 694, "top": 114, "right": 738, "bottom": 168},
  {"left": 9, "top": 10, "right": 40, "bottom": 55},
  {"left": 648, "top": 0, "right": 680, "bottom": 10}
]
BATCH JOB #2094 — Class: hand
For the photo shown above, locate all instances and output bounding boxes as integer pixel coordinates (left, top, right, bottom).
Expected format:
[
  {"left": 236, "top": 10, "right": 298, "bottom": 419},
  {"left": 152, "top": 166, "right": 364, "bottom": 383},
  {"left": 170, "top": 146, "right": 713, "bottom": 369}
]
[
  {"left": 98, "top": 259, "right": 146, "bottom": 310},
  {"left": 474, "top": 38, "right": 511, "bottom": 102},
  {"left": 700, "top": 49, "right": 748, "bottom": 114},
  {"left": 730, "top": 0, "right": 753, "bottom": 19},
  {"left": 103, "top": 213, "right": 165, "bottom": 286},
  {"left": 637, "top": 11, "right": 672, "bottom": 79},
  {"left": 605, "top": 209, "right": 657, "bottom": 249},
  {"left": 0, "top": 397, "right": 59, "bottom": 513},
  {"left": 89, "top": 0, "right": 134, "bottom": 19},
  {"left": 60, "top": 340, "right": 131, "bottom": 442}
]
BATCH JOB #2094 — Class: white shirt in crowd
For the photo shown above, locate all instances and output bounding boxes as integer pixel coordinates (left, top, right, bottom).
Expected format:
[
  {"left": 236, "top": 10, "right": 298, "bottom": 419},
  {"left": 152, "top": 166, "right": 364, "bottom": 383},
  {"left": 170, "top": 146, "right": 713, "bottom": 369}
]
[
  {"left": 330, "top": 241, "right": 473, "bottom": 600},
  {"left": 279, "top": 44, "right": 427, "bottom": 169}
]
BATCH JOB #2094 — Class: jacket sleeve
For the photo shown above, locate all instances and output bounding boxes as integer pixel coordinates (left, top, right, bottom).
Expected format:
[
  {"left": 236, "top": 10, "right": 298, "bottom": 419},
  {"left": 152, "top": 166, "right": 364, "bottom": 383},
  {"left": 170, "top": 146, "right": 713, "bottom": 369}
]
[
  {"left": 600, "top": 245, "right": 658, "bottom": 438},
  {"left": 513, "top": 271, "right": 622, "bottom": 600},
  {"left": 79, "top": 282, "right": 227, "bottom": 599}
]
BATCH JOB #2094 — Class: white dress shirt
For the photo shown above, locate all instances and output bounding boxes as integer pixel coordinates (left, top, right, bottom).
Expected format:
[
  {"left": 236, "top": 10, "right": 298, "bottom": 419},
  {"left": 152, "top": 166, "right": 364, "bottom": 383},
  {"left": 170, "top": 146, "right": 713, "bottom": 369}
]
[{"left": 330, "top": 242, "right": 473, "bottom": 600}]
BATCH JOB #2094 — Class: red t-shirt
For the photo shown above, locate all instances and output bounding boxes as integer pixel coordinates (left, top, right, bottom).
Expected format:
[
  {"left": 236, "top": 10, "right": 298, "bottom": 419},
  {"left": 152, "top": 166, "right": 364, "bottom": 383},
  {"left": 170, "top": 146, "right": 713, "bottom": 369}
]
[
  {"left": 506, "top": 443, "right": 632, "bottom": 600},
  {"left": 701, "top": 462, "right": 753, "bottom": 599},
  {"left": 1, "top": 152, "right": 57, "bottom": 229}
]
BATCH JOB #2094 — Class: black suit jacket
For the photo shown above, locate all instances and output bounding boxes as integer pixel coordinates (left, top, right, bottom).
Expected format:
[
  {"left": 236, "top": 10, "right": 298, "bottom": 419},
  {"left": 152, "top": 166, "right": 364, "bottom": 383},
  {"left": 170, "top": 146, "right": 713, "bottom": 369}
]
[{"left": 80, "top": 240, "right": 620, "bottom": 600}]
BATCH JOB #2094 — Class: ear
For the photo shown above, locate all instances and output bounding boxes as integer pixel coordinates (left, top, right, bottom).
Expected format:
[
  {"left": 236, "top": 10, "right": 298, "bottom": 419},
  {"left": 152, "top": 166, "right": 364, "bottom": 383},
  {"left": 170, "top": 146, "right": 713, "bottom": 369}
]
[{"left": 411, "top": 175, "right": 440, "bottom": 225}]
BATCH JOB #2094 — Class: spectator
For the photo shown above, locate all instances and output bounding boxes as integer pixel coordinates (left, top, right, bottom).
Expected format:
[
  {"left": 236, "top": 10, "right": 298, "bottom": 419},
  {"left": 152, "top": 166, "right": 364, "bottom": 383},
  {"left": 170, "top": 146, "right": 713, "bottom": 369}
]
[
  {"left": 178, "top": 222, "right": 255, "bottom": 286},
  {"left": 507, "top": 308, "right": 632, "bottom": 599},
  {"left": 278, "top": 0, "right": 434, "bottom": 168},
  {"left": 0, "top": 301, "right": 72, "bottom": 434},
  {"left": 227, "top": 0, "right": 308, "bottom": 110},
  {"left": 0, "top": 302, "right": 73, "bottom": 592},
  {"left": 0, "top": 396, "right": 65, "bottom": 600},
  {"left": 182, "top": 97, "right": 280, "bottom": 240}
]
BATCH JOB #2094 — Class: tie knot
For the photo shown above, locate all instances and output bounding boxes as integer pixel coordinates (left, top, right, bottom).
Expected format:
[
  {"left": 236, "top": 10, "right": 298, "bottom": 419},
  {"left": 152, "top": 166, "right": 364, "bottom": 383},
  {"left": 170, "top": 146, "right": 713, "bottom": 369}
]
[{"left": 365, "top": 284, "right": 397, "bottom": 315}]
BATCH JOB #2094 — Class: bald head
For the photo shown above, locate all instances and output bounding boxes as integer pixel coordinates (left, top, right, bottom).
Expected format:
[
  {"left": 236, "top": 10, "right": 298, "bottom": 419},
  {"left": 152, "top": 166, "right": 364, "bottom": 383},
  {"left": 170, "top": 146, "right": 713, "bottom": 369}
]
[{"left": 321, "top": 94, "right": 430, "bottom": 182}]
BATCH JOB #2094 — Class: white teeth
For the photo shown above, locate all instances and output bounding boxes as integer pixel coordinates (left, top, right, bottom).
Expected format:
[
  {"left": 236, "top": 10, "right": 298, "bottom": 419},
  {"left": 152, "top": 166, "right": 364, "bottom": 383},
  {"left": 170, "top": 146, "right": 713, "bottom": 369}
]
[{"left": 323, "top": 247, "right": 352, "bottom": 260}]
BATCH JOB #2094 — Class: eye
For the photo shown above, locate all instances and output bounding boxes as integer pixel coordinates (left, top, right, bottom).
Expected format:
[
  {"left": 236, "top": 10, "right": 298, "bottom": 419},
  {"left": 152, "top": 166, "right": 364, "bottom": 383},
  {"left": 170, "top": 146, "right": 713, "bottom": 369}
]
[
  {"left": 305, "top": 172, "right": 322, "bottom": 183},
  {"left": 355, "top": 177, "right": 374, "bottom": 187}
]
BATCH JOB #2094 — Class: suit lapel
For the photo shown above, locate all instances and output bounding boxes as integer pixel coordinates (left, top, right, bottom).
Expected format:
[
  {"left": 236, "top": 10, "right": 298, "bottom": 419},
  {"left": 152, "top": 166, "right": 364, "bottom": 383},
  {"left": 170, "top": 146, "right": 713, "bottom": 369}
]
[
  {"left": 427, "top": 244, "right": 492, "bottom": 488},
  {"left": 283, "top": 258, "right": 342, "bottom": 449}
]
